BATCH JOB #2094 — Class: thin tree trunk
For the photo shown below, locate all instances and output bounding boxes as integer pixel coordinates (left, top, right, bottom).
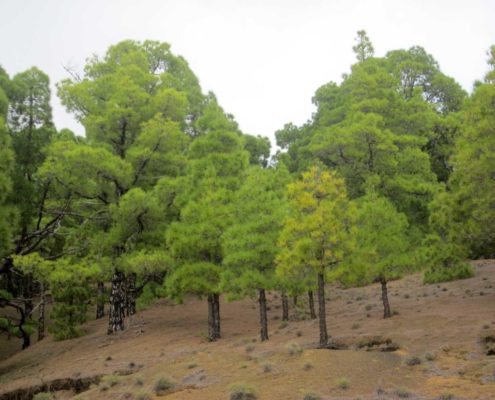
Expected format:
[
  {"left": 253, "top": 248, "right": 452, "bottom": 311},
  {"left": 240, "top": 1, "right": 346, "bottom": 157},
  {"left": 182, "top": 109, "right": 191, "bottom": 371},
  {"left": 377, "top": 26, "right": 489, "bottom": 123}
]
[
  {"left": 258, "top": 288, "right": 269, "bottom": 341},
  {"left": 207, "top": 294, "right": 216, "bottom": 341},
  {"left": 317, "top": 272, "right": 328, "bottom": 347},
  {"left": 126, "top": 273, "right": 136, "bottom": 317},
  {"left": 281, "top": 293, "right": 289, "bottom": 321},
  {"left": 107, "top": 271, "right": 126, "bottom": 334},
  {"left": 308, "top": 290, "right": 316, "bottom": 319},
  {"left": 381, "top": 277, "right": 391, "bottom": 319},
  {"left": 38, "top": 282, "right": 45, "bottom": 341},
  {"left": 293, "top": 295, "right": 298, "bottom": 307},
  {"left": 213, "top": 293, "right": 221, "bottom": 339},
  {"left": 96, "top": 281, "right": 105, "bottom": 319},
  {"left": 22, "top": 274, "right": 33, "bottom": 348}
]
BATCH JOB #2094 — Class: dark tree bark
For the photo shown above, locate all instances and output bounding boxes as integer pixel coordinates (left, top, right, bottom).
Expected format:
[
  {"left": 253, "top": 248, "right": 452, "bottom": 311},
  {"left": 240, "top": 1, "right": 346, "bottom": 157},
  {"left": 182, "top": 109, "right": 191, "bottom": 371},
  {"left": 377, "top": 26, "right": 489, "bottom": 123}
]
[
  {"left": 107, "top": 271, "right": 126, "bottom": 334},
  {"left": 96, "top": 281, "right": 105, "bottom": 319},
  {"left": 308, "top": 290, "right": 317, "bottom": 319},
  {"left": 207, "top": 294, "right": 216, "bottom": 341},
  {"left": 22, "top": 274, "right": 33, "bottom": 348},
  {"left": 258, "top": 288, "right": 269, "bottom": 341},
  {"left": 126, "top": 273, "right": 136, "bottom": 317},
  {"left": 281, "top": 293, "right": 289, "bottom": 321},
  {"left": 380, "top": 277, "right": 392, "bottom": 319},
  {"left": 293, "top": 295, "right": 298, "bottom": 307},
  {"left": 213, "top": 293, "right": 221, "bottom": 339},
  {"left": 38, "top": 282, "right": 45, "bottom": 341},
  {"left": 317, "top": 272, "right": 328, "bottom": 347}
]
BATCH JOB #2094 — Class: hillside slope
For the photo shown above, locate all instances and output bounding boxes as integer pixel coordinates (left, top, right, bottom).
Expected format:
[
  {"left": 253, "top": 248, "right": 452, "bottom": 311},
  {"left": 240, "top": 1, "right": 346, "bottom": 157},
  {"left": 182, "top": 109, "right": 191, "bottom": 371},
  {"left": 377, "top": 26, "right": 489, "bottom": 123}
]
[{"left": 1, "top": 261, "right": 494, "bottom": 400}]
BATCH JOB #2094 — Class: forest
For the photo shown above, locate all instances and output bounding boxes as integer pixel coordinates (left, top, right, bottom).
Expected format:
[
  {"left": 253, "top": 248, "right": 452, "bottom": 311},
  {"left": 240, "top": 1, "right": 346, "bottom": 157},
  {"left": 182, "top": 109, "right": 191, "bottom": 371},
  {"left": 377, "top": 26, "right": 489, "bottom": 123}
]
[{"left": 0, "top": 30, "right": 494, "bottom": 356}]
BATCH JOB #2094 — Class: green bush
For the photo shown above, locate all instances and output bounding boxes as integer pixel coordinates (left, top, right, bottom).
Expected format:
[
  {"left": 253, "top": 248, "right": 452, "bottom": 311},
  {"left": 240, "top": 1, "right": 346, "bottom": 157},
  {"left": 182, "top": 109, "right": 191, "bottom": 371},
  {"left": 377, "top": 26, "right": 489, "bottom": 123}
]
[
  {"left": 229, "top": 383, "right": 257, "bottom": 400},
  {"left": 423, "top": 263, "right": 474, "bottom": 284},
  {"left": 154, "top": 376, "right": 175, "bottom": 395},
  {"left": 336, "top": 377, "right": 349, "bottom": 389},
  {"left": 286, "top": 341, "right": 303, "bottom": 356}
]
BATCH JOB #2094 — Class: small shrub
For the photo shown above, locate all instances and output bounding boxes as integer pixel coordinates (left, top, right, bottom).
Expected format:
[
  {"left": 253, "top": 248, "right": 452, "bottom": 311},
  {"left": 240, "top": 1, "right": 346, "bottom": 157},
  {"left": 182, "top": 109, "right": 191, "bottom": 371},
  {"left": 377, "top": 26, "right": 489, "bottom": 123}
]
[
  {"left": 483, "top": 324, "right": 490, "bottom": 330},
  {"left": 336, "top": 377, "right": 349, "bottom": 389},
  {"left": 103, "top": 374, "right": 120, "bottom": 387},
  {"left": 261, "top": 363, "right": 273, "bottom": 373},
  {"left": 33, "top": 394, "right": 54, "bottom": 400},
  {"left": 135, "top": 376, "right": 144, "bottom": 386},
  {"left": 296, "top": 330, "right": 303, "bottom": 337},
  {"left": 424, "top": 352, "right": 437, "bottom": 361},
  {"left": 438, "top": 393, "right": 455, "bottom": 400},
  {"left": 245, "top": 344, "right": 255, "bottom": 353},
  {"left": 286, "top": 341, "right": 303, "bottom": 356},
  {"left": 404, "top": 294, "right": 410, "bottom": 299},
  {"left": 351, "top": 323, "right": 360, "bottom": 330},
  {"left": 229, "top": 383, "right": 257, "bottom": 400},
  {"left": 303, "top": 361, "right": 313, "bottom": 371},
  {"left": 395, "top": 388, "right": 411, "bottom": 398},
  {"left": 136, "top": 391, "right": 152, "bottom": 400},
  {"left": 392, "top": 310, "right": 400, "bottom": 316},
  {"left": 404, "top": 356, "right": 422, "bottom": 366},
  {"left": 187, "top": 362, "right": 198, "bottom": 369},
  {"left": 154, "top": 376, "right": 175, "bottom": 395},
  {"left": 278, "top": 321, "right": 288, "bottom": 329},
  {"left": 303, "top": 392, "right": 321, "bottom": 400},
  {"left": 365, "top": 304, "right": 373, "bottom": 311}
]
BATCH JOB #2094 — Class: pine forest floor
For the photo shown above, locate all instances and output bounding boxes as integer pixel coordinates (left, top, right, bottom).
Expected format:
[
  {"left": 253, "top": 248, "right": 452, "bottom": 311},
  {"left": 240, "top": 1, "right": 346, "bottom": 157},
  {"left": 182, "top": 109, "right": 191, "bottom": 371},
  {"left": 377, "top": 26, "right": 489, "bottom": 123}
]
[{"left": 0, "top": 261, "right": 494, "bottom": 400}]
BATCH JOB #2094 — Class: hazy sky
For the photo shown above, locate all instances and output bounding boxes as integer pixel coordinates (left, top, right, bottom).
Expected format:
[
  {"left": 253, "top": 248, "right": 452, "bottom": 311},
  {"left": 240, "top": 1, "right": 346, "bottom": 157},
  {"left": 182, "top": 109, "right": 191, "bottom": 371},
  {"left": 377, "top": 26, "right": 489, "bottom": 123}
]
[{"left": 1, "top": 0, "right": 494, "bottom": 143}]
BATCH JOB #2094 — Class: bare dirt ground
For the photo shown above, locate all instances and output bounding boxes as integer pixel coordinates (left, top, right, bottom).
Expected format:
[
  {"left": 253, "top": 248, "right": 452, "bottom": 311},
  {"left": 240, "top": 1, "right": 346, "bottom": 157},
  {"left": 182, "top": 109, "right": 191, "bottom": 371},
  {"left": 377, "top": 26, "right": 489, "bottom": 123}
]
[{"left": 0, "top": 260, "right": 494, "bottom": 400}]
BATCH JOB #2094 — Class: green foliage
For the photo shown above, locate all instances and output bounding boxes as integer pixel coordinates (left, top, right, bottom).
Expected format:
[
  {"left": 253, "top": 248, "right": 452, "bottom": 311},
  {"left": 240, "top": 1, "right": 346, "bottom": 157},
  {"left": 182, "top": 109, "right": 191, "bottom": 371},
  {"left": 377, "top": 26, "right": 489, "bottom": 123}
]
[
  {"left": 0, "top": 114, "right": 14, "bottom": 257},
  {"left": 339, "top": 193, "right": 414, "bottom": 287},
  {"left": 423, "top": 263, "right": 474, "bottom": 284},
  {"left": 48, "top": 259, "right": 99, "bottom": 340},
  {"left": 353, "top": 30, "right": 374, "bottom": 62},
  {"left": 277, "top": 166, "right": 354, "bottom": 279},
  {"left": 222, "top": 166, "right": 288, "bottom": 299}
]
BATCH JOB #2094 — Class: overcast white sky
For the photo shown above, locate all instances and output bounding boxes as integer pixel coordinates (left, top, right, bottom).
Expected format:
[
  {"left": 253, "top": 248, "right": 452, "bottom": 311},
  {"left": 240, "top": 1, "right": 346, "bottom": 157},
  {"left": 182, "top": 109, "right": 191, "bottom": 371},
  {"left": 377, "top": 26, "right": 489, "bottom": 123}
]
[{"left": 1, "top": 0, "right": 494, "bottom": 144}]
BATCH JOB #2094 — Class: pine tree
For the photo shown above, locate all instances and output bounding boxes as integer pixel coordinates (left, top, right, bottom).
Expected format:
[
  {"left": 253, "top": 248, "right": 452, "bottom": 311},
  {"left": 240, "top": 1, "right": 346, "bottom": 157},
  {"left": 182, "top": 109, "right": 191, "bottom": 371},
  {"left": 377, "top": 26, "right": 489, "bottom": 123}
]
[
  {"left": 222, "top": 166, "right": 288, "bottom": 341},
  {"left": 277, "top": 166, "right": 354, "bottom": 347}
]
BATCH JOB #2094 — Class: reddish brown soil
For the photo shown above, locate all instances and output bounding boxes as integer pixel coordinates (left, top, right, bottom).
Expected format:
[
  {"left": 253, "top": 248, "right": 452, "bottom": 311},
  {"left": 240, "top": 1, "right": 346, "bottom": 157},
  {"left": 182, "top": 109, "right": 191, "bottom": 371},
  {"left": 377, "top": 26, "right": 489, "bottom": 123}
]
[{"left": 1, "top": 261, "right": 494, "bottom": 399}]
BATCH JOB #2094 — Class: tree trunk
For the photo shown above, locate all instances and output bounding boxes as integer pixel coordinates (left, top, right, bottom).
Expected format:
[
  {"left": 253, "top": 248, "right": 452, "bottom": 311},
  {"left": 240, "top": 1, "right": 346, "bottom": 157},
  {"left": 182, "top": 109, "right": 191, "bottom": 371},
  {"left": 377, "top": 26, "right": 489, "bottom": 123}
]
[
  {"left": 38, "top": 282, "right": 45, "bottom": 341},
  {"left": 207, "top": 294, "right": 216, "bottom": 341},
  {"left": 281, "top": 293, "right": 289, "bottom": 321},
  {"left": 308, "top": 290, "right": 316, "bottom": 319},
  {"left": 96, "top": 281, "right": 105, "bottom": 319},
  {"left": 126, "top": 273, "right": 136, "bottom": 317},
  {"left": 293, "top": 295, "right": 298, "bottom": 307},
  {"left": 213, "top": 293, "right": 221, "bottom": 339},
  {"left": 22, "top": 274, "right": 33, "bottom": 348},
  {"left": 381, "top": 277, "right": 392, "bottom": 319},
  {"left": 317, "top": 272, "right": 328, "bottom": 347},
  {"left": 107, "top": 271, "right": 126, "bottom": 334},
  {"left": 258, "top": 288, "right": 269, "bottom": 341}
]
